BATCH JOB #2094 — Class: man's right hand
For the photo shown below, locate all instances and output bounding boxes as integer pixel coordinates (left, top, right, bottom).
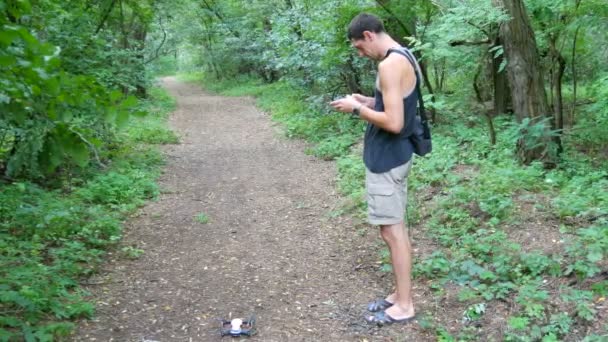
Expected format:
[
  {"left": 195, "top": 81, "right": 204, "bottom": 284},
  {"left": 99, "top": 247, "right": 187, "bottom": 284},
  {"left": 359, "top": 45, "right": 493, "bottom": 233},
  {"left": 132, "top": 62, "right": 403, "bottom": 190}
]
[{"left": 352, "top": 94, "right": 375, "bottom": 108}]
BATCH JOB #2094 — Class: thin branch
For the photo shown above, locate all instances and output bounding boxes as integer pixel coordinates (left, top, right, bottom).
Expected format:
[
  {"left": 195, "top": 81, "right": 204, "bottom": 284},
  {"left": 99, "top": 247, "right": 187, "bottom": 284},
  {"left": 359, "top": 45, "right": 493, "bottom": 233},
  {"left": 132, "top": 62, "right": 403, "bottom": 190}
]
[
  {"left": 465, "top": 20, "right": 490, "bottom": 38},
  {"left": 144, "top": 16, "right": 168, "bottom": 64},
  {"left": 68, "top": 128, "right": 107, "bottom": 168},
  {"left": 200, "top": 0, "right": 240, "bottom": 38},
  {"left": 570, "top": 0, "right": 583, "bottom": 125},
  {"left": 449, "top": 39, "right": 492, "bottom": 46},
  {"left": 374, "top": 0, "right": 413, "bottom": 37},
  {"left": 95, "top": 0, "right": 118, "bottom": 34}
]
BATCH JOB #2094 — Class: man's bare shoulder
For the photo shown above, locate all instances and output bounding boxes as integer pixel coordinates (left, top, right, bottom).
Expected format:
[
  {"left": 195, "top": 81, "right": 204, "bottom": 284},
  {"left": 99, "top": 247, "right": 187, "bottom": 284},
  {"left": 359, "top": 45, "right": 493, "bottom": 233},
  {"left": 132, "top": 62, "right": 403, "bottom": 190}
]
[{"left": 378, "top": 53, "right": 413, "bottom": 76}]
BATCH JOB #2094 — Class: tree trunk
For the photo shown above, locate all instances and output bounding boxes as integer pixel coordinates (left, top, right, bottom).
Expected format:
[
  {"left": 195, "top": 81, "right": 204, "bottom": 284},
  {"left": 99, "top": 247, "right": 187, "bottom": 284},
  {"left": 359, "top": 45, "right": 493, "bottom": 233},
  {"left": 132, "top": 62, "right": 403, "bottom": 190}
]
[
  {"left": 438, "top": 58, "right": 446, "bottom": 92},
  {"left": 484, "top": 112, "right": 497, "bottom": 145},
  {"left": 200, "top": 17, "right": 221, "bottom": 79},
  {"left": 490, "top": 38, "right": 509, "bottom": 114},
  {"left": 473, "top": 63, "right": 483, "bottom": 104},
  {"left": 343, "top": 56, "right": 363, "bottom": 94},
  {"left": 570, "top": 24, "right": 580, "bottom": 127},
  {"left": 495, "top": 0, "right": 556, "bottom": 166},
  {"left": 475, "top": 55, "right": 497, "bottom": 145},
  {"left": 119, "top": 0, "right": 130, "bottom": 95},
  {"left": 553, "top": 60, "right": 565, "bottom": 154},
  {"left": 434, "top": 60, "right": 443, "bottom": 93},
  {"left": 549, "top": 36, "right": 565, "bottom": 130},
  {"left": 432, "top": 58, "right": 446, "bottom": 93},
  {"left": 134, "top": 26, "right": 147, "bottom": 98},
  {"left": 549, "top": 35, "right": 565, "bottom": 155}
]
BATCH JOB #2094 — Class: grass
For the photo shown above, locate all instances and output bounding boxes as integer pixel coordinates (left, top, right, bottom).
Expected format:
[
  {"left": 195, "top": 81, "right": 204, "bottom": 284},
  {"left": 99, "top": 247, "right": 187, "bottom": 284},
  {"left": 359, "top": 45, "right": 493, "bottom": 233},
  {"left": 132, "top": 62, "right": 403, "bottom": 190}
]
[
  {"left": 125, "top": 87, "right": 179, "bottom": 144},
  {"left": 184, "top": 70, "right": 608, "bottom": 341},
  {"left": 0, "top": 87, "right": 176, "bottom": 340},
  {"left": 178, "top": 72, "right": 266, "bottom": 97},
  {"left": 195, "top": 212, "right": 210, "bottom": 224}
]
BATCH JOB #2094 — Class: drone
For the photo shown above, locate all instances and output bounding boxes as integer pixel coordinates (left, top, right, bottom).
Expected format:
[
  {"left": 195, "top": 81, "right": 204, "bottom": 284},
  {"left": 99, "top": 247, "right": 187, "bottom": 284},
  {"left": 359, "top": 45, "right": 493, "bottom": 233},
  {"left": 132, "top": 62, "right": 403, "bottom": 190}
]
[{"left": 220, "top": 316, "right": 256, "bottom": 337}]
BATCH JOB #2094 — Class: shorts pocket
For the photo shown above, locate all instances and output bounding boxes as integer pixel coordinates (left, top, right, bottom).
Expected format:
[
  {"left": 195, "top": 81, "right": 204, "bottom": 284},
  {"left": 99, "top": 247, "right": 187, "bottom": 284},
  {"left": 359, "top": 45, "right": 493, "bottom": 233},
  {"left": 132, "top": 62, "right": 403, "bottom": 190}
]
[
  {"left": 389, "top": 160, "right": 412, "bottom": 184},
  {"left": 368, "top": 184, "right": 399, "bottom": 220}
]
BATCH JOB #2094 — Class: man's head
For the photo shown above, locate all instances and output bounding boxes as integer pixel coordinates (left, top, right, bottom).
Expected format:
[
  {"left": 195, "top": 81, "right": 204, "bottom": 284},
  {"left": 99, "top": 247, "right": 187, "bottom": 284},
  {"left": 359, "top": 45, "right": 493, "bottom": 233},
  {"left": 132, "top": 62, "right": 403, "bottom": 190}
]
[{"left": 347, "top": 13, "right": 386, "bottom": 60}]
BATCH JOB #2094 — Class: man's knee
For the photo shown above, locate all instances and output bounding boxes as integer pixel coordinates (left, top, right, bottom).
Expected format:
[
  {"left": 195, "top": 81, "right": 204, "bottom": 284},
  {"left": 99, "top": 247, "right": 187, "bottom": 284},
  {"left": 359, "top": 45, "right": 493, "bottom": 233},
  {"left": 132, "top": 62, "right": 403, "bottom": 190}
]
[{"left": 380, "top": 223, "right": 403, "bottom": 242}]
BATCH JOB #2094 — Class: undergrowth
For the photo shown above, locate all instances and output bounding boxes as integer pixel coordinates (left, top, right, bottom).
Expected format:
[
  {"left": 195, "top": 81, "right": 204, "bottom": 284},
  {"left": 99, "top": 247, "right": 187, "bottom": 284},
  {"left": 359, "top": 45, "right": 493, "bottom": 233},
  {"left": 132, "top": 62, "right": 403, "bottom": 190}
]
[
  {"left": 186, "top": 72, "right": 607, "bottom": 341},
  {"left": 400, "top": 112, "right": 607, "bottom": 341},
  {"left": 0, "top": 87, "right": 176, "bottom": 341}
]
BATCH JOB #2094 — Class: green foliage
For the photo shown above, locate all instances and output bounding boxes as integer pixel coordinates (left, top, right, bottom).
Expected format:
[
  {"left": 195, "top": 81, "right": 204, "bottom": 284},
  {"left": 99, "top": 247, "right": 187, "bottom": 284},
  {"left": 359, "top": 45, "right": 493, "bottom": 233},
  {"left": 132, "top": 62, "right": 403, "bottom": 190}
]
[
  {"left": 386, "top": 111, "right": 605, "bottom": 339},
  {"left": 590, "top": 280, "right": 608, "bottom": 296},
  {"left": 179, "top": 73, "right": 266, "bottom": 96},
  {"left": 414, "top": 251, "right": 451, "bottom": 278},
  {"left": 336, "top": 154, "right": 366, "bottom": 212},
  {"left": 554, "top": 173, "right": 608, "bottom": 219},
  {"left": 463, "top": 302, "right": 486, "bottom": 323},
  {"left": 0, "top": 86, "right": 174, "bottom": 339},
  {"left": 121, "top": 246, "right": 145, "bottom": 259},
  {"left": 569, "top": 73, "right": 608, "bottom": 154},
  {"left": 195, "top": 213, "right": 210, "bottom": 224},
  {"left": 564, "top": 223, "right": 608, "bottom": 279},
  {"left": 582, "top": 335, "right": 608, "bottom": 342},
  {"left": 124, "top": 87, "right": 179, "bottom": 145},
  {"left": 0, "top": 0, "right": 152, "bottom": 179},
  {"left": 147, "top": 55, "right": 178, "bottom": 77},
  {"left": 512, "top": 118, "right": 562, "bottom": 164},
  {"left": 312, "top": 134, "right": 360, "bottom": 160}
]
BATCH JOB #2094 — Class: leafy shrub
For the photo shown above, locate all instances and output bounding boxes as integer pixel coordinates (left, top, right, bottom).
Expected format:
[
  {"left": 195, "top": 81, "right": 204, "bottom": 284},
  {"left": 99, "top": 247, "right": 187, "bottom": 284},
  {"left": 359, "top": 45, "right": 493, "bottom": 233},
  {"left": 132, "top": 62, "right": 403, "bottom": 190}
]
[
  {"left": 552, "top": 171, "right": 608, "bottom": 218},
  {"left": 0, "top": 5, "right": 143, "bottom": 179},
  {"left": 569, "top": 73, "right": 608, "bottom": 153},
  {"left": 0, "top": 87, "right": 174, "bottom": 339}
]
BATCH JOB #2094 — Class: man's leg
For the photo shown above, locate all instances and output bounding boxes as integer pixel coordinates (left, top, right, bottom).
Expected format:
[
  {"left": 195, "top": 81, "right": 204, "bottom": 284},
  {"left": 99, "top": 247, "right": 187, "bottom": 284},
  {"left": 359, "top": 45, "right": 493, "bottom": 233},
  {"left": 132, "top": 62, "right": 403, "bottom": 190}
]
[{"left": 379, "top": 221, "right": 415, "bottom": 319}]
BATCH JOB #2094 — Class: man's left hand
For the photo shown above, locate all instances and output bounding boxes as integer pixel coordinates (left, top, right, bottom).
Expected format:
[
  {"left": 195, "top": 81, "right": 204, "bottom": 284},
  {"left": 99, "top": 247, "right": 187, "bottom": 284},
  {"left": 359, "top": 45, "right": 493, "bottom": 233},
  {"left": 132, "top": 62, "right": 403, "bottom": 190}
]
[{"left": 330, "top": 95, "right": 360, "bottom": 113}]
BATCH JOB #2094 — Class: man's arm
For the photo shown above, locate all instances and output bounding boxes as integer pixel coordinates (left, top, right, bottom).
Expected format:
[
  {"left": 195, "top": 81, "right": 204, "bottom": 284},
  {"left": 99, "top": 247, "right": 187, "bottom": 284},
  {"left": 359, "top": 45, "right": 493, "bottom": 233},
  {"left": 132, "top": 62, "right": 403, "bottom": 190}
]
[
  {"left": 330, "top": 56, "right": 412, "bottom": 134},
  {"left": 365, "top": 60, "right": 405, "bottom": 133},
  {"left": 352, "top": 94, "right": 375, "bottom": 108}
]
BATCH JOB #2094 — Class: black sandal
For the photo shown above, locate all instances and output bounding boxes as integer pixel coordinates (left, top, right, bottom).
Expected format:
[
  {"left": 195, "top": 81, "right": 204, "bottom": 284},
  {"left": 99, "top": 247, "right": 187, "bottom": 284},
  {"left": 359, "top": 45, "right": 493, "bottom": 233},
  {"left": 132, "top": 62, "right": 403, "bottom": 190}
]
[
  {"left": 367, "top": 299, "right": 393, "bottom": 312},
  {"left": 365, "top": 311, "right": 416, "bottom": 326}
]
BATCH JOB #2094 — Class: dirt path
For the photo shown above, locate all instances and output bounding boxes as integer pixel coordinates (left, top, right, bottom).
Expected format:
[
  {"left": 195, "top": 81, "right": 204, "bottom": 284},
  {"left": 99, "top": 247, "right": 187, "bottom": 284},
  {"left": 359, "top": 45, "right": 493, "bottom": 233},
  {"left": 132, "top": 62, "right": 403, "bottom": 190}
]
[{"left": 75, "top": 77, "right": 432, "bottom": 341}]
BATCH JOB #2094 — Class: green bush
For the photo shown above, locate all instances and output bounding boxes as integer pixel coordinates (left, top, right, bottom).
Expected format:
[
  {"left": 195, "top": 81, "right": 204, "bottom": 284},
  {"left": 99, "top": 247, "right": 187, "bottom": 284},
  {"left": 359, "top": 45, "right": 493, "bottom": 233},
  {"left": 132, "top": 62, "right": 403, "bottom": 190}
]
[{"left": 0, "top": 87, "right": 175, "bottom": 339}]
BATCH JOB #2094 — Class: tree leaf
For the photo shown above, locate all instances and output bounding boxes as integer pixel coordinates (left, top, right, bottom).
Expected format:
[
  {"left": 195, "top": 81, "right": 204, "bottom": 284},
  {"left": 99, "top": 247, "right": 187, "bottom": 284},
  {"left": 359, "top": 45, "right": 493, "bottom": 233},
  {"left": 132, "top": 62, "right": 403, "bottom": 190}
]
[
  {"left": 0, "top": 54, "right": 17, "bottom": 66},
  {"left": 0, "top": 29, "right": 20, "bottom": 46},
  {"left": 587, "top": 250, "right": 603, "bottom": 263},
  {"left": 120, "top": 95, "right": 138, "bottom": 109},
  {"left": 68, "top": 140, "right": 90, "bottom": 167},
  {"left": 115, "top": 110, "right": 130, "bottom": 129}
]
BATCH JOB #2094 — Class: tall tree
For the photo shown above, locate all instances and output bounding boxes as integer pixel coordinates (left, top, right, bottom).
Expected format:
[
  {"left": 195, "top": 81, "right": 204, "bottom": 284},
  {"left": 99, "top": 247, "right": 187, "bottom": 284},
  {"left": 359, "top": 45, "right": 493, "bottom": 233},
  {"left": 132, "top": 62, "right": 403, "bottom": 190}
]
[{"left": 494, "top": 0, "right": 557, "bottom": 166}]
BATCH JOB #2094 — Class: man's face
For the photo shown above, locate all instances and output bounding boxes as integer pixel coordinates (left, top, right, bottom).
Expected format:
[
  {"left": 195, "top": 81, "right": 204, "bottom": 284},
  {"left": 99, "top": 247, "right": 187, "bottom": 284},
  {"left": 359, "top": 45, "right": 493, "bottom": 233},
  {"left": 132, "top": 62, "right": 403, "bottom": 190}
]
[{"left": 350, "top": 32, "right": 379, "bottom": 60}]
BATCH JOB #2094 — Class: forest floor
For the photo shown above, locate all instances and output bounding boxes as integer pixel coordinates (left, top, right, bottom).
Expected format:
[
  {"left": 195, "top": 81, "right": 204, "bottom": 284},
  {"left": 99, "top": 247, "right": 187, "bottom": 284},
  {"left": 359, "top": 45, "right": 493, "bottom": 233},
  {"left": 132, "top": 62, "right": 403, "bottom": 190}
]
[{"left": 74, "top": 77, "right": 438, "bottom": 341}]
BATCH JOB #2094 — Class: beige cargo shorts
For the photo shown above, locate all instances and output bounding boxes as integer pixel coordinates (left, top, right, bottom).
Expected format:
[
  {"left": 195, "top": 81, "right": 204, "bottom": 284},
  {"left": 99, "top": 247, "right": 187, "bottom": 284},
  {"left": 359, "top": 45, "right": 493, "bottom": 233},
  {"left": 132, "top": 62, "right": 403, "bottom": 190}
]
[{"left": 365, "top": 159, "right": 413, "bottom": 225}]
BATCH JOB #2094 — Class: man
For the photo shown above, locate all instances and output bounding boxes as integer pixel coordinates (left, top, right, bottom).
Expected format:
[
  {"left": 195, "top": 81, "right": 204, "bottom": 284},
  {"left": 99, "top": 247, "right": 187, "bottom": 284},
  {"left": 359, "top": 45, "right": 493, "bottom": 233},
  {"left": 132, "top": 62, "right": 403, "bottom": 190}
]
[{"left": 330, "top": 13, "right": 421, "bottom": 325}]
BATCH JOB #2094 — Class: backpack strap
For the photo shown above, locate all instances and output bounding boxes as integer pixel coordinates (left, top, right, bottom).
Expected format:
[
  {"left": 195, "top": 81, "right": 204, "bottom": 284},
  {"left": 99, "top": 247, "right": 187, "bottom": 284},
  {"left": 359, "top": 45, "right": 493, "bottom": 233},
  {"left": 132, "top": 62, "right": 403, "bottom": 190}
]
[{"left": 385, "top": 48, "right": 429, "bottom": 126}]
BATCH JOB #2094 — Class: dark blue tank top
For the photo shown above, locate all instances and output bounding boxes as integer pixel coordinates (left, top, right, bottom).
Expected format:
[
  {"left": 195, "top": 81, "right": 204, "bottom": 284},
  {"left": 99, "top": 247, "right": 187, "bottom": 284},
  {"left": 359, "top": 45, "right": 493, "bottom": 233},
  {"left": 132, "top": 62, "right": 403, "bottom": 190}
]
[{"left": 363, "top": 47, "right": 419, "bottom": 173}]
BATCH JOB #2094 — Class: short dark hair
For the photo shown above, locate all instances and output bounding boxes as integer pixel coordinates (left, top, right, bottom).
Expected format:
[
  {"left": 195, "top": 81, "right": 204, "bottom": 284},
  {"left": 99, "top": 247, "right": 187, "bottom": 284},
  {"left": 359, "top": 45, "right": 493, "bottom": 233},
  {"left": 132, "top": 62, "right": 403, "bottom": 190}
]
[{"left": 347, "top": 13, "right": 385, "bottom": 40}]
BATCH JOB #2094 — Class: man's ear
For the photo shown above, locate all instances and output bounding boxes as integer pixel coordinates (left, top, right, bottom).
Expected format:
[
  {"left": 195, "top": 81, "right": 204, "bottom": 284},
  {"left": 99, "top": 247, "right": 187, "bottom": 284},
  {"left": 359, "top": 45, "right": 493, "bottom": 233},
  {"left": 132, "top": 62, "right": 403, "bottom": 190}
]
[{"left": 363, "top": 31, "right": 374, "bottom": 41}]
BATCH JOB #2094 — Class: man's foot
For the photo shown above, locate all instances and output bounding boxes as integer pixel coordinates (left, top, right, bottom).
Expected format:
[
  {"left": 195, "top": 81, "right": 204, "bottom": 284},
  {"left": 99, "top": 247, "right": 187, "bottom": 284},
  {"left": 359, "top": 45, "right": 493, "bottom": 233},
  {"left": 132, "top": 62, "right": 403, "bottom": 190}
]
[
  {"left": 365, "top": 309, "right": 416, "bottom": 326},
  {"left": 367, "top": 299, "right": 393, "bottom": 312},
  {"left": 384, "top": 302, "right": 415, "bottom": 321},
  {"left": 384, "top": 293, "right": 397, "bottom": 303},
  {"left": 367, "top": 293, "right": 398, "bottom": 312}
]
